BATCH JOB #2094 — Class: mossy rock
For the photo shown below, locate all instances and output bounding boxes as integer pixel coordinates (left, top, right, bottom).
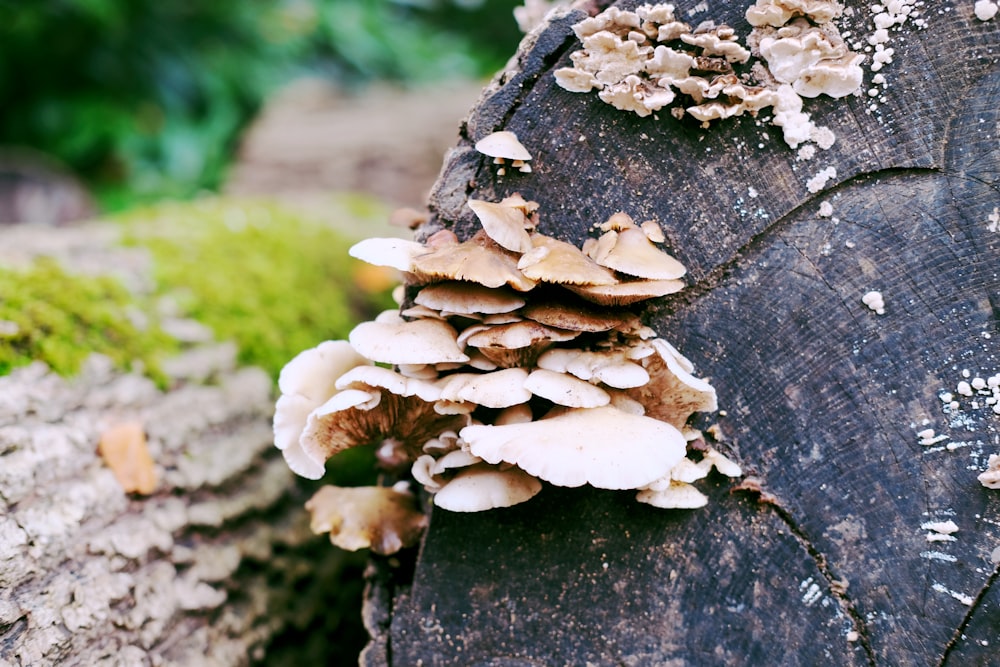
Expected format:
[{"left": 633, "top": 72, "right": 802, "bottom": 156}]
[{"left": 0, "top": 196, "right": 396, "bottom": 384}]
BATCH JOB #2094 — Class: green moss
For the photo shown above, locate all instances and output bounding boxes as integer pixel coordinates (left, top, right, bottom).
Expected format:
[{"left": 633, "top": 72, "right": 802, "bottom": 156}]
[
  {"left": 0, "top": 258, "right": 175, "bottom": 383},
  {"left": 119, "top": 197, "right": 396, "bottom": 378},
  {"left": 0, "top": 196, "right": 395, "bottom": 385}
]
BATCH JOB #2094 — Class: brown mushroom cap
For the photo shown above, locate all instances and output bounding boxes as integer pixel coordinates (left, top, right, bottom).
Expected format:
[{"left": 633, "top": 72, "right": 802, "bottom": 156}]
[
  {"left": 414, "top": 281, "right": 526, "bottom": 316},
  {"left": 566, "top": 277, "right": 685, "bottom": 305},
  {"left": 517, "top": 235, "right": 619, "bottom": 286},
  {"left": 461, "top": 406, "right": 687, "bottom": 490},
  {"left": 520, "top": 296, "right": 639, "bottom": 333},
  {"left": 411, "top": 231, "right": 537, "bottom": 291},
  {"left": 306, "top": 485, "right": 428, "bottom": 554},
  {"left": 627, "top": 339, "right": 718, "bottom": 429},
  {"left": 301, "top": 389, "right": 465, "bottom": 467}
]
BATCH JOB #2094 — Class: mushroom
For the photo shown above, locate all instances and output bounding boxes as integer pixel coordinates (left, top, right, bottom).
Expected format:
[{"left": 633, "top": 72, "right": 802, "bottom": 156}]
[
  {"left": 410, "top": 230, "right": 537, "bottom": 291},
  {"left": 306, "top": 485, "right": 428, "bottom": 554},
  {"left": 566, "top": 277, "right": 685, "bottom": 306},
  {"left": 636, "top": 480, "right": 709, "bottom": 508},
  {"left": 979, "top": 454, "right": 1000, "bottom": 490},
  {"left": 627, "top": 339, "right": 718, "bottom": 430},
  {"left": 517, "top": 235, "right": 619, "bottom": 286},
  {"left": 348, "top": 237, "right": 426, "bottom": 272},
  {"left": 589, "top": 225, "right": 687, "bottom": 280},
  {"left": 414, "top": 281, "right": 526, "bottom": 316},
  {"left": 536, "top": 348, "right": 651, "bottom": 389},
  {"left": 520, "top": 298, "right": 639, "bottom": 333},
  {"left": 463, "top": 320, "right": 580, "bottom": 368},
  {"left": 300, "top": 386, "right": 466, "bottom": 471},
  {"left": 468, "top": 199, "right": 533, "bottom": 253},
  {"left": 334, "top": 365, "right": 441, "bottom": 403},
  {"left": 462, "top": 406, "right": 687, "bottom": 490},
  {"left": 436, "top": 368, "right": 533, "bottom": 409},
  {"left": 524, "top": 369, "right": 612, "bottom": 408},
  {"left": 474, "top": 131, "right": 533, "bottom": 174},
  {"left": 273, "top": 341, "right": 372, "bottom": 479},
  {"left": 433, "top": 464, "right": 543, "bottom": 512},
  {"left": 348, "top": 312, "right": 469, "bottom": 366}
]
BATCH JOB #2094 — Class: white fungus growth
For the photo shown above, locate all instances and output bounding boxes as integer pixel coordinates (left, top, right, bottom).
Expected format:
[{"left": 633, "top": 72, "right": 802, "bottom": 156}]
[
  {"left": 818, "top": 201, "right": 834, "bottom": 217},
  {"left": 861, "top": 290, "right": 885, "bottom": 314},
  {"left": 975, "top": 0, "right": 999, "bottom": 21},
  {"left": 552, "top": 2, "right": 862, "bottom": 153},
  {"left": 987, "top": 207, "right": 999, "bottom": 233},
  {"left": 806, "top": 166, "right": 837, "bottom": 192}
]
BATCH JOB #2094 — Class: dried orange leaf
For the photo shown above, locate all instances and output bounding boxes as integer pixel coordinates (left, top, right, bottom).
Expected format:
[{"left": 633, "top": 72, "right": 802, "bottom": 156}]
[{"left": 98, "top": 421, "right": 157, "bottom": 495}]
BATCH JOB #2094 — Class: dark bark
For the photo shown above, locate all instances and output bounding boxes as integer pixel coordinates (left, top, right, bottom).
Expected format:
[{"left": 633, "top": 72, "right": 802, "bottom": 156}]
[{"left": 384, "top": 1, "right": 1000, "bottom": 664}]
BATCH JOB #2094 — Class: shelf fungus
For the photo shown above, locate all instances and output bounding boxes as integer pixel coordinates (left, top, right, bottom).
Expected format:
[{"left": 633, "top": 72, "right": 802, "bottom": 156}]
[
  {"left": 554, "top": 2, "right": 862, "bottom": 151},
  {"left": 275, "top": 194, "right": 740, "bottom": 554}
]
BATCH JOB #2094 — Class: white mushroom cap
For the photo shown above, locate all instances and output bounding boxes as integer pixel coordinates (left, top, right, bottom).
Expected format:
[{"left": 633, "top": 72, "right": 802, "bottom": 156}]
[
  {"left": 274, "top": 341, "right": 372, "bottom": 479},
  {"left": 414, "top": 281, "right": 525, "bottom": 316},
  {"left": 277, "top": 340, "right": 370, "bottom": 403},
  {"left": 437, "top": 368, "right": 533, "bottom": 409},
  {"left": 335, "top": 365, "right": 441, "bottom": 402},
  {"left": 636, "top": 481, "right": 708, "bottom": 509},
  {"left": 705, "top": 447, "right": 742, "bottom": 477},
  {"left": 412, "top": 454, "right": 443, "bottom": 491},
  {"left": 461, "top": 406, "right": 687, "bottom": 489},
  {"left": 433, "top": 464, "right": 543, "bottom": 512},
  {"left": 495, "top": 403, "right": 534, "bottom": 425},
  {"left": 349, "top": 315, "right": 469, "bottom": 365},
  {"left": 468, "top": 199, "right": 533, "bottom": 253},
  {"left": 463, "top": 320, "right": 580, "bottom": 368},
  {"left": 524, "top": 368, "right": 612, "bottom": 408},
  {"left": 305, "top": 485, "right": 428, "bottom": 554},
  {"left": 348, "top": 237, "right": 426, "bottom": 272},
  {"left": 474, "top": 131, "right": 532, "bottom": 161},
  {"left": 536, "top": 348, "right": 650, "bottom": 389}
]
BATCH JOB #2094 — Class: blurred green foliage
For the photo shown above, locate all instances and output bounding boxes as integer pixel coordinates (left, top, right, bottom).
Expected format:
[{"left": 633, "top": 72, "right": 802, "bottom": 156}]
[{"left": 0, "top": 0, "right": 523, "bottom": 209}]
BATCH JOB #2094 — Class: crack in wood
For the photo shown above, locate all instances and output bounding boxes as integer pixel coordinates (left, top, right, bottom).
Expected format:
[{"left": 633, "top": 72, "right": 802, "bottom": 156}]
[
  {"left": 938, "top": 564, "right": 1000, "bottom": 666},
  {"left": 759, "top": 491, "right": 877, "bottom": 667}
]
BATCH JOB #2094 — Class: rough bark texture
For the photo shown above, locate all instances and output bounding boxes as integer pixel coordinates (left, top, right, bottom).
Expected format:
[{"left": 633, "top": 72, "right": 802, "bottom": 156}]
[
  {"left": 0, "top": 225, "right": 364, "bottom": 666},
  {"left": 380, "top": 1, "right": 1000, "bottom": 665}
]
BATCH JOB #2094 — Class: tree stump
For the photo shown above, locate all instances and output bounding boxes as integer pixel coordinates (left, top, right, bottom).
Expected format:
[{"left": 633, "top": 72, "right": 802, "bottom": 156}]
[{"left": 377, "top": 1, "right": 1000, "bottom": 664}]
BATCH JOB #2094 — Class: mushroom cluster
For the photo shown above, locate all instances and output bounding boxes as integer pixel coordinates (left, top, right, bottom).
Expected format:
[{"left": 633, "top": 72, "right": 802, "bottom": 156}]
[
  {"left": 554, "top": 2, "right": 863, "bottom": 150},
  {"left": 554, "top": 4, "right": 766, "bottom": 121},
  {"left": 274, "top": 194, "right": 740, "bottom": 553}
]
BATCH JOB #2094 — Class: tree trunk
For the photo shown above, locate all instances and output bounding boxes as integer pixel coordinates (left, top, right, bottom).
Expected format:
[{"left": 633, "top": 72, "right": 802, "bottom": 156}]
[
  {"left": 378, "top": 1, "right": 1000, "bottom": 665},
  {"left": 0, "top": 224, "right": 365, "bottom": 666}
]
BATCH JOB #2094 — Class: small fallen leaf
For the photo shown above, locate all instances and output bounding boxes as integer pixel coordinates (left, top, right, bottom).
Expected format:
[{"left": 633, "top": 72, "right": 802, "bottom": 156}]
[{"left": 98, "top": 421, "right": 158, "bottom": 494}]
